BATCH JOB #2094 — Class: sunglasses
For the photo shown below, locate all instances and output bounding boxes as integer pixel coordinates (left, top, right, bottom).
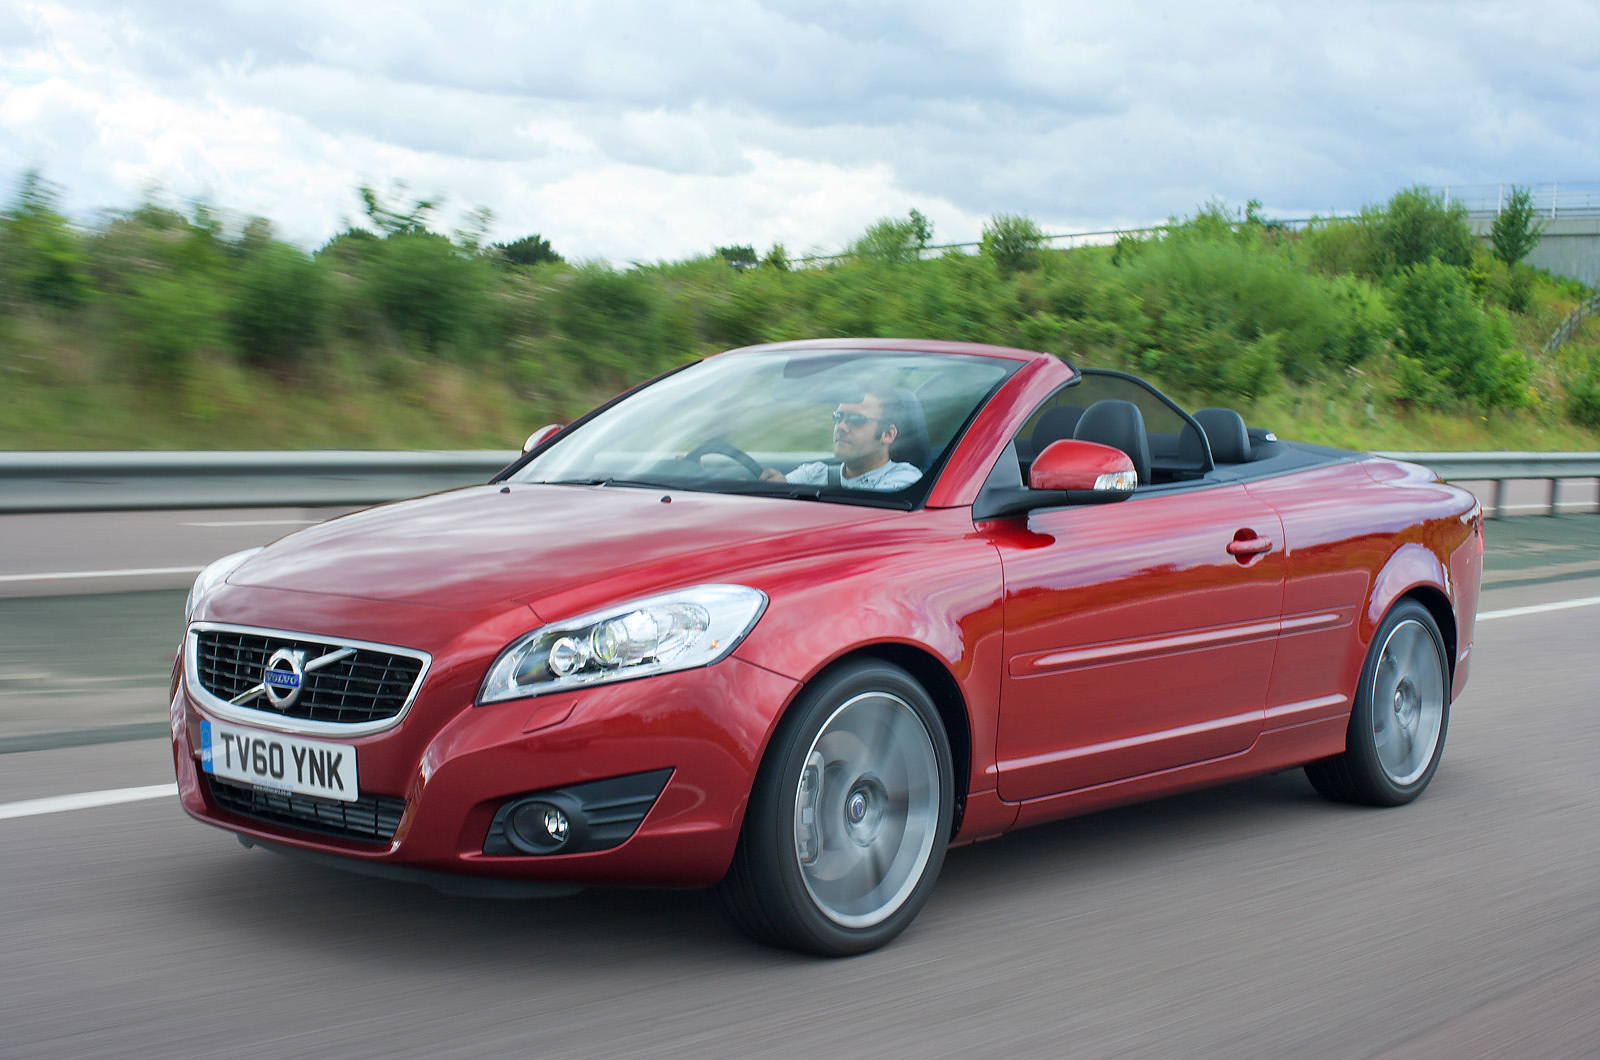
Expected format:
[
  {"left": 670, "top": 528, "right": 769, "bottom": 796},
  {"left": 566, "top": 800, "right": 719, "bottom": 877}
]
[{"left": 832, "top": 411, "right": 883, "bottom": 430}]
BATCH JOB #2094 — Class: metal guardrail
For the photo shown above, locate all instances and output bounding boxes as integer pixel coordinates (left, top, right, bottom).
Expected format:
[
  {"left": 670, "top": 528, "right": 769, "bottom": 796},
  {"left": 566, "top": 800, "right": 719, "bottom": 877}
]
[
  {"left": 0, "top": 449, "right": 1596, "bottom": 517},
  {"left": 1378, "top": 451, "right": 1600, "bottom": 518},
  {"left": 0, "top": 450, "right": 519, "bottom": 514}
]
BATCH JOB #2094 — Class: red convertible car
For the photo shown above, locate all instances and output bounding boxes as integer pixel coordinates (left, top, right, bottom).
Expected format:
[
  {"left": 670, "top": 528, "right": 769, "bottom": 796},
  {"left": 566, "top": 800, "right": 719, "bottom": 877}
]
[{"left": 173, "top": 339, "right": 1481, "bottom": 955}]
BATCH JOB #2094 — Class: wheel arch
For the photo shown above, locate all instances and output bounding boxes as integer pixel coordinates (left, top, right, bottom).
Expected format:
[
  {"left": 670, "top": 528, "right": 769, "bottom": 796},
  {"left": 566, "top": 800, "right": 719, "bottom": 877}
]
[
  {"left": 1399, "top": 585, "right": 1457, "bottom": 686},
  {"left": 1365, "top": 542, "right": 1459, "bottom": 687}
]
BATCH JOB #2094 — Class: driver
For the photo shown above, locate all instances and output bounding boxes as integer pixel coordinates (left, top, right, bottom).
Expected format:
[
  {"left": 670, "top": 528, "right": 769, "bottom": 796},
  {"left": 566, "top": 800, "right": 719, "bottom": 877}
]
[{"left": 760, "top": 387, "right": 923, "bottom": 491}]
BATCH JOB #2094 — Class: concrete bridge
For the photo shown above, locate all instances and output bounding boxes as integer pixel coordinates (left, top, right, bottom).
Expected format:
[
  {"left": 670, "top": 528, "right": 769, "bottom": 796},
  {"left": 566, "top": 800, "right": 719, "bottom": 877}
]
[
  {"left": 1468, "top": 215, "right": 1600, "bottom": 287},
  {"left": 1452, "top": 182, "right": 1600, "bottom": 287}
]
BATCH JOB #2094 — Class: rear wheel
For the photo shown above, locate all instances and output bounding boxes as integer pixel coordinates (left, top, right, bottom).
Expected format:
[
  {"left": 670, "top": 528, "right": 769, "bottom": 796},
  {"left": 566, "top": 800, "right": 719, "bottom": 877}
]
[
  {"left": 1306, "top": 600, "right": 1450, "bottom": 806},
  {"left": 717, "top": 660, "right": 953, "bottom": 956}
]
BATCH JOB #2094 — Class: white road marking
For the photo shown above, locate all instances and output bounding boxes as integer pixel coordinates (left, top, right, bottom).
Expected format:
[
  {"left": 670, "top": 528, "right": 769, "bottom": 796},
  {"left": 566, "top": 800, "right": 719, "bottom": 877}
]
[
  {"left": 182, "top": 519, "right": 319, "bottom": 527},
  {"left": 0, "top": 566, "right": 204, "bottom": 583},
  {"left": 0, "top": 783, "right": 177, "bottom": 821},
  {"left": 1478, "top": 595, "right": 1600, "bottom": 622}
]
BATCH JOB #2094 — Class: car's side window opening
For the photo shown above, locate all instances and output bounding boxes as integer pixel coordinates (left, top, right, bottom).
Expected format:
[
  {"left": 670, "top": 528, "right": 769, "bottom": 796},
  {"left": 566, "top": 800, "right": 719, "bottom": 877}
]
[{"left": 1012, "top": 370, "right": 1213, "bottom": 486}]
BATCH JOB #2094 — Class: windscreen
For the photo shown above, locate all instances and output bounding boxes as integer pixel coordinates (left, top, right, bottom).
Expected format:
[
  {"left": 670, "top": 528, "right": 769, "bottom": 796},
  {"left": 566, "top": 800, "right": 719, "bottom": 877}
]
[{"left": 508, "top": 349, "right": 1018, "bottom": 506}]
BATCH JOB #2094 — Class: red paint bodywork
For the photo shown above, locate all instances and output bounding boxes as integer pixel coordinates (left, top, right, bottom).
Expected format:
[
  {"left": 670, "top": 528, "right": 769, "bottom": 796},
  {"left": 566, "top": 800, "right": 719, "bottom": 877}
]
[{"left": 173, "top": 340, "right": 1481, "bottom": 888}]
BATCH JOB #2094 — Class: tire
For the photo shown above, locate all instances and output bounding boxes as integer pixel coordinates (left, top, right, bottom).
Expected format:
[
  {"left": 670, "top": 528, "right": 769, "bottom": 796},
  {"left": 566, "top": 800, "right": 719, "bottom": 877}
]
[
  {"left": 1306, "top": 600, "right": 1450, "bottom": 807},
  {"left": 717, "top": 660, "right": 954, "bottom": 956}
]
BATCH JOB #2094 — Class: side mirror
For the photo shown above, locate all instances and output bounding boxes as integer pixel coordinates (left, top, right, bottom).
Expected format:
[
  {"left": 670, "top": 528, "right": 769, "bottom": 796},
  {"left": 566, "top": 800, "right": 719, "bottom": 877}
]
[
  {"left": 522, "top": 424, "right": 564, "bottom": 453},
  {"left": 1030, "top": 439, "right": 1138, "bottom": 493}
]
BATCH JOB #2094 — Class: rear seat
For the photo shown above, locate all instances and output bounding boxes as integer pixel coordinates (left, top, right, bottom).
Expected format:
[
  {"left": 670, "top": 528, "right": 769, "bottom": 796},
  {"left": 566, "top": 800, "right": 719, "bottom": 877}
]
[{"left": 1192, "top": 408, "right": 1251, "bottom": 464}]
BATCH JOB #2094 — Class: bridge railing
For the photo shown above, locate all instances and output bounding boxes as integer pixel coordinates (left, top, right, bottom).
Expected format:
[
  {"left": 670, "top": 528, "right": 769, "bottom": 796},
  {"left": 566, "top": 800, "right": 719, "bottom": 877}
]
[{"left": 1438, "top": 181, "right": 1600, "bottom": 221}]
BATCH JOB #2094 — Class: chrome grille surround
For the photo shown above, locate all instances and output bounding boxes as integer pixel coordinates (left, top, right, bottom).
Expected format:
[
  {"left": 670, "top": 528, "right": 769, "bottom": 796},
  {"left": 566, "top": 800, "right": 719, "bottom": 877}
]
[{"left": 185, "top": 621, "right": 432, "bottom": 737}]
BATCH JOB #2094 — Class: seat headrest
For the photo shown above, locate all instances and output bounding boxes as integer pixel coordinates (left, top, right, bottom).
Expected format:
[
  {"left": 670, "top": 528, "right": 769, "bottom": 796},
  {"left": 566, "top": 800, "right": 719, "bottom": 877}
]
[
  {"left": 1073, "top": 399, "right": 1151, "bottom": 485},
  {"left": 1030, "top": 406, "right": 1084, "bottom": 456},
  {"left": 1193, "top": 408, "right": 1250, "bottom": 464},
  {"left": 885, "top": 388, "right": 932, "bottom": 471}
]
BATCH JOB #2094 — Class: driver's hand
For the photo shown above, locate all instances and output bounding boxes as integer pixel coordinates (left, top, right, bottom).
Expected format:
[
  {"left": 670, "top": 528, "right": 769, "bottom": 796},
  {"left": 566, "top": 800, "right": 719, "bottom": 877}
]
[{"left": 759, "top": 468, "right": 786, "bottom": 483}]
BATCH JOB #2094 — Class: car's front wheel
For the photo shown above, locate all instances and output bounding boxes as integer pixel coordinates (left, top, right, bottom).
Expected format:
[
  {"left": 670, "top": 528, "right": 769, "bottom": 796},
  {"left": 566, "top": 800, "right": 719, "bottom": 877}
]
[
  {"left": 717, "top": 660, "right": 953, "bottom": 956},
  {"left": 1306, "top": 599, "right": 1450, "bottom": 806}
]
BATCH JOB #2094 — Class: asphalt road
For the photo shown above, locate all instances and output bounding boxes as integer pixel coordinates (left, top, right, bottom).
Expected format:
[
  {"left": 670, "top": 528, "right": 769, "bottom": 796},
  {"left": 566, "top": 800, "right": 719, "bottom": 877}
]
[{"left": 2, "top": 508, "right": 1599, "bottom": 1058}]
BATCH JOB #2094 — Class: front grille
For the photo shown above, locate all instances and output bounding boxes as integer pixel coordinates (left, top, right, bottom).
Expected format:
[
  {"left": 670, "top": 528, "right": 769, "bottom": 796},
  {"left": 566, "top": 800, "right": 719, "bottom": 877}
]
[
  {"left": 195, "top": 629, "right": 424, "bottom": 726},
  {"left": 207, "top": 775, "right": 405, "bottom": 842}
]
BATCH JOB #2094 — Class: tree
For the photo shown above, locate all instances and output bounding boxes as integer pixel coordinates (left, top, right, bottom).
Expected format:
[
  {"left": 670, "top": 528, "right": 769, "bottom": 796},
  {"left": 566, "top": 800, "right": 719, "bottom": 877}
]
[
  {"left": 1, "top": 170, "right": 88, "bottom": 308},
  {"left": 716, "top": 244, "right": 759, "bottom": 269},
  {"left": 1489, "top": 185, "right": 1547, "bottom": 267},
  {"left": 358, "top": 183, "right": 440, "bottom": 236},
  {"left": 908, "top": 209, "right": 933, "bottom": 251},
  {"left": 1370, "top": 186, "right": 1475, "bottom": 272},
  {"left": 851, "top": 210, "right": 932, "bottom": 264},
  {"left": 981, "top": 213, "right": 1045, "bottom": 275},
  {"left": 496, "top": 233, "right": 564, "bottom": 266}
]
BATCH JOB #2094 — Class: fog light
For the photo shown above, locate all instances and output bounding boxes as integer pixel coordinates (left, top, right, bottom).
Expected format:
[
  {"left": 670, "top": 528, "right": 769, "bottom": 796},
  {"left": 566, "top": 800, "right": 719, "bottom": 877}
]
[
  {"left": 506, "top": 798, "right": 580, "bottom": 854},
  {"left": 542, "top": 806, "right": 569, "bottom": 843}
]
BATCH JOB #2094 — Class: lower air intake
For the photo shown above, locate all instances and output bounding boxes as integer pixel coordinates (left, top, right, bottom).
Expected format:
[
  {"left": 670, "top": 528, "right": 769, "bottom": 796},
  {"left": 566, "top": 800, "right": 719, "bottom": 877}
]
[{"left": 207, "top": 776, "right": 405, "bottom": 843}]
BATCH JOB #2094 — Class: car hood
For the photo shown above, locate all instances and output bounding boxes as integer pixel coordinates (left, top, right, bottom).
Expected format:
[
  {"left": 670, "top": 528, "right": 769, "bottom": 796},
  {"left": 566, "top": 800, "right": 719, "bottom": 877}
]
[{"left": 228, "top": 483, "right": 902, "bottom": 613}]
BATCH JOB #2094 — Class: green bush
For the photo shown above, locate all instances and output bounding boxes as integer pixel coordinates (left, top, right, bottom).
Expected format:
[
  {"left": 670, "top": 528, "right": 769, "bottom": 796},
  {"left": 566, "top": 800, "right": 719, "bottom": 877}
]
[
  {"left": 1387, "top": 260, "right": 1528, "bottom": 407},
  {"left": 495, "top": 233, "right": 563, "bottom": 267},
  {"left": 1370, "top": 186, "right": 1476, "bottom": 272},
  {"left": 1303, "top": 188, "right": 1476, "bottom": 279},
  {"left": 1118, "top": 232, "right": 1393, "bottom": 394},
  {"left": 229, "top": 241, "right": 326, "bottom": 368},
  {"left": 981, "top": 213, "right": 1045, "bottom": 275},
  {"left": 366, "top": 230, "right": 493, "bottom": 353},
  {"left": 1301, "top": 217, "right": 1378, "bottom": 277},
  {"left": 1504, "top": 265, "right": 1535, "bottom": 314},
  {"left": 554, "top": 264, "right": 681, "bottom": 380},
  {"left": 0, "top": 171, "right": 88, "bottom": 309},
  {"left": 716, "top": 244, "right": 759, "bottom": 269},
  {"left": 851, "top": 211, "right": 930, "bottom": 265},
  {"left": 1558, "top": 345, "right": 1600, "bottom": 428},
  {"left": 119, "top": 272, "right": 226, "bottom": 382}
]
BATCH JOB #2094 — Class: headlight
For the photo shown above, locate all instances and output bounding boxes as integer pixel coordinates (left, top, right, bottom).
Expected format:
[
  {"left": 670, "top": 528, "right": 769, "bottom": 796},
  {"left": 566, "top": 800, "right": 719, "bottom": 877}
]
[
  {"left": 478, "top": 584, "right": 767, "bottom": 703},
  {"left": 184, "top": 548, "right": 262, "bottom": 621}
]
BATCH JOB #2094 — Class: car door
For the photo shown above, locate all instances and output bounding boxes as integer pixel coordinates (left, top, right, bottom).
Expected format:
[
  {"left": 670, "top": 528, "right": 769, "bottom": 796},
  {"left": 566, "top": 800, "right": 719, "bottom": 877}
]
[{"left": 991, "top": 484, "right": 1286, "bottom": 802}]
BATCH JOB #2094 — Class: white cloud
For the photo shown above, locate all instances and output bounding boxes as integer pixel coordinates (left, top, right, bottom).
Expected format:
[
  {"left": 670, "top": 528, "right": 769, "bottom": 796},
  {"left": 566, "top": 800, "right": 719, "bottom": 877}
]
[{"left": 1, "top": 0, "right": 1597, "bottom": 260}]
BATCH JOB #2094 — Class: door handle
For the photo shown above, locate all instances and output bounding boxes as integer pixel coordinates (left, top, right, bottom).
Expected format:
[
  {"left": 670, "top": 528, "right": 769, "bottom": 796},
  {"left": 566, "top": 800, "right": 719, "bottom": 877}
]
[{"left": 1227, "top": 535, "right": 1273, "bottom": 557}]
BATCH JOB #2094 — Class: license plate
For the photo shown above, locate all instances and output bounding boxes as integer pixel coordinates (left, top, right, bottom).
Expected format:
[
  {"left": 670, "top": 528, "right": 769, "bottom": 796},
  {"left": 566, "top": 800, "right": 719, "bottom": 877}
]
[{"left": 201, "top": 720, "right": 359, "bottom": 802}]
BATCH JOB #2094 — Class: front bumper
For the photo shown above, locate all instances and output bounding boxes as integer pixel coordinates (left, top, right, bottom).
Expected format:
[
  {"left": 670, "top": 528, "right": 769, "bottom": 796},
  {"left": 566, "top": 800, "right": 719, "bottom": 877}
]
[{"left": 172, "top": 652, "right": 800, "bottom": 890}]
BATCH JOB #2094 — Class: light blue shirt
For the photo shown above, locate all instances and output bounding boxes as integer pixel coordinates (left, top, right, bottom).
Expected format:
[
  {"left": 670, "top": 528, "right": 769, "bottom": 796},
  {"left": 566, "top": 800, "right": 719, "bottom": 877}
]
[{"left": 785, "top": 460, "right": 922, "bottom": 491}]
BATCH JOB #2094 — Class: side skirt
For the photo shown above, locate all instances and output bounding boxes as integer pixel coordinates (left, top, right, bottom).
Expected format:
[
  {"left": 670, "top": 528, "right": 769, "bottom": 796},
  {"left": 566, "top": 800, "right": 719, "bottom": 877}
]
[{"left": 1004, "top": 714, "right": 1349, "bottom": 831}]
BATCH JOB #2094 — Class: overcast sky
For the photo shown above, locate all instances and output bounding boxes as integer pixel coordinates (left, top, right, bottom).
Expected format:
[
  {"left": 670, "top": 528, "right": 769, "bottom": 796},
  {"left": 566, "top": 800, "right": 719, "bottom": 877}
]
[{"left": 2, "top": 0, "right": 1597, "bottom": 262}]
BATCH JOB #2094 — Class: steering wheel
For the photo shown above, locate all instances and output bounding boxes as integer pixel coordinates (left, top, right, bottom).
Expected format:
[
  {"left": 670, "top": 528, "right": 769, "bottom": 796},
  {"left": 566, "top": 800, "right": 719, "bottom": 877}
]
[{"left": 684, "top": 439, "right": 765, "bottom": 479}]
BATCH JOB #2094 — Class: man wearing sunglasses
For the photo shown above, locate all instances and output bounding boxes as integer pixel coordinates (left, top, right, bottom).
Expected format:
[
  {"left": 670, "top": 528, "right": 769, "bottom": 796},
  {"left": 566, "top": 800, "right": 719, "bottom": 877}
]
[{"left": 760, "top": 388, "right": 923, "bottom": 490}]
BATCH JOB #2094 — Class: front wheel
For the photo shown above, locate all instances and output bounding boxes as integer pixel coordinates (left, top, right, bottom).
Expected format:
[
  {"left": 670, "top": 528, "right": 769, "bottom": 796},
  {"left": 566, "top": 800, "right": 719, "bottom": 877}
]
[
  {"left": 1306, "top": 600, "right": 1450, "bottom": 806},
  {"left": 717, "top": 660, "right": 953, "bottom": 956}
]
